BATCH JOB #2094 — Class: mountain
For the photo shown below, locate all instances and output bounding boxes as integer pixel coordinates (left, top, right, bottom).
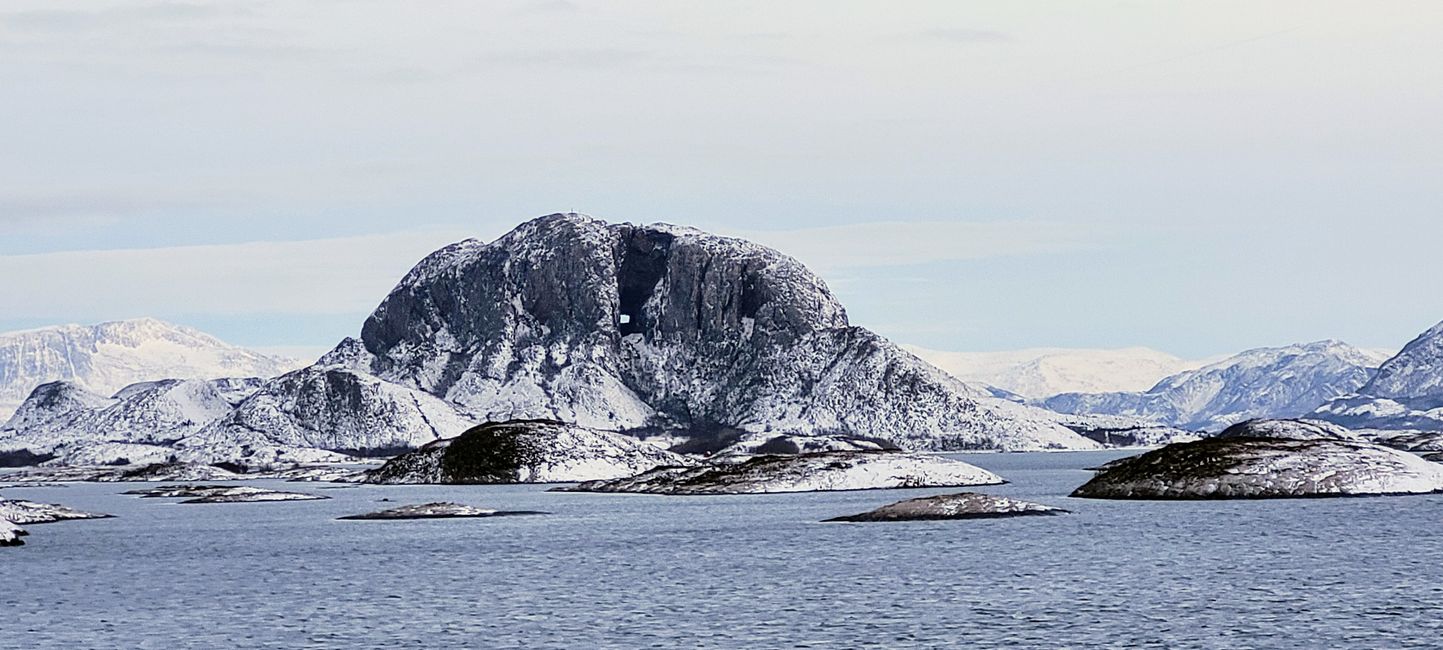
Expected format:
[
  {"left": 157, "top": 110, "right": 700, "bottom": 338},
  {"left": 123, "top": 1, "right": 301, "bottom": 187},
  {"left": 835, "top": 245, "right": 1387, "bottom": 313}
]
[
  {"left": 186, "top": 213, "right": 1184, "bottom": 462},
  {"left": 902, "top": 345, "right": 1211, "bottom": 397},
  {"left": 1042, "top": 341, "right": 1390, "bottom": 432},
  {"left": 2, "top": 214, "right": 1185, "bottom": 468},
  {"left": 1312, "top": 321, "right": 1443, "bottom": 432},
  {"left": 0, "top": 378, "right": 270, "bottom": 466},
  {"left": 0, "top": 318, "right": 300, "bottom": 421}
]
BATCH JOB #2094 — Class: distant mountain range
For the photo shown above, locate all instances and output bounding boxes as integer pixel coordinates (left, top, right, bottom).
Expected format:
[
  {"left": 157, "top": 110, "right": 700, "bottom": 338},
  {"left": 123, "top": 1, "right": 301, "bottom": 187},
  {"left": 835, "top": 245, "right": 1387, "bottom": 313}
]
[
  {"left": 1040, "top": 341, "right": 1392, "bottom": 432},
  {"left": 901, "top": 345, "right": 1217, "bottom": 398},
  {"left": 0, "top": 318, "right": 301, "bottom": 421}
]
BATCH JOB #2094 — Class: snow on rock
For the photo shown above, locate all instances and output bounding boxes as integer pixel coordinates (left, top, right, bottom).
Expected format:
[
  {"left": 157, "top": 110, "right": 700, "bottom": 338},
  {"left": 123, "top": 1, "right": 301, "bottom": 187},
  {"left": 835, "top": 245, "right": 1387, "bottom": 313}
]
[
  {"left": 1044, "top": 341, "right": 1389, "bottom": 432},
  {"left": 554, "top": 450, "right": 1004, "bottom": 495},
  {"left": 0, "top": 497, "right": 112, "bottom": 524},
  {"left": 175, "top": 487, "right": 328, "bottom": 503},
  {"left": 1, "top": 518, "right": 24, "bottom": 546},
  {"left": 1363, "top": 321, "right": 1443, "bottom": 400},
  {"left": 707, "top": 432, "right": 897, "bottom": 459},
  {"left": 825, "top": 492, "right": 1067, "bottom": 522},
  {"left": 1071, "top": 437, "right": 1443, "bottom": 499},
  {"left": 178, "top": 366, "right": 475, "bottom": 467},
  {"left": 338, "top": 502, "right": 545, "bottom": 520},
  {"left": 2, "top": 462, "right": 242, "bottom": 483},
  {"left": 0, "top": 317, "right": 300, "bottom": 421},
  {"left": 1214, "top": 418, "right": 1360, "bottom": 441},
  {"left": 362, "top": 419, "right": 692, "bottom": 484},
  {"left": 0, "top": 377, "right": 274, "bottom": 466},
  {"left": 1311, "top": 321, "right": 1443, "bottom": 434},
  {"left": 305, "top": 213, "right": 1131, "bottom": 452}
]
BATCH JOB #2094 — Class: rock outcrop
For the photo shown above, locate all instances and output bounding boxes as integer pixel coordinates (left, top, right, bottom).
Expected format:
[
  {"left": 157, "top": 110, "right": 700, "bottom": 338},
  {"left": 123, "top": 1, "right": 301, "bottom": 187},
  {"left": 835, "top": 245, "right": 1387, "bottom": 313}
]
[
  {"left": 362, "top": 419, "right": 690, "bottom": 484},
  {"left": 0, "top": 497, "right": 112, "bottom": 524},
  {"left": 1071, "top": 437, "right": 1443, "bottom": 499},
  {"left": 554, "top": 450, "right": 1004, "bottom": 495},
  {"left": 825, "top": 492, "right": 1066, "bottom": 522}
]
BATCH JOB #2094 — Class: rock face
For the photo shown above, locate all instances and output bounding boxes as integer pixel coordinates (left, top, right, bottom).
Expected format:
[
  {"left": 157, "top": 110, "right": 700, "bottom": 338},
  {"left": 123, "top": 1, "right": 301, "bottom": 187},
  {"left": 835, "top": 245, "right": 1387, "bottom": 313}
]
[
  {"left": 0, "top": 318, "right": 298, "bottom": 421},
  {"left": 825, "top": 492, "right": 1067, "bottom": 522},
  {"left": 1071, "top": 437, "right": 1443, "bottom": 499},
  {"left": 363, "top": 419, "right": 690, "bottom": 484},
  {"left": 1044, "top": 341, "right": 1389, "bottom": 432},
  {"left": 337, "top": 502, "right": 545, "bottom": 520},
  {"left": 554, "top": 450, "right": 1004, "bottom": 495},
  {"left": 1312, "top": 321, "right": 1443, "bottom": 434}
]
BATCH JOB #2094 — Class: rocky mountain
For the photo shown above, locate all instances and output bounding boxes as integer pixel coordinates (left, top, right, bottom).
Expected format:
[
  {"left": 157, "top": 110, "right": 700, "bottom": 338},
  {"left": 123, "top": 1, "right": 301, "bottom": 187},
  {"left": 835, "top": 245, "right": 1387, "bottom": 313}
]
[
  {"left": 1312, "top": 320, "right": 1443, "bottom": 432},
  {"left": 1043, "top": 341, "right": 1390, "bottom": 432},
  {"left": 1, "top": 213, "right": 1186, "bottom": 468},
  {"left": 238, "top": 213, "right": 1175, "bottom": 457},
  {"left": 0, "top": 318, "right": 300, "bottom": 421},
  {"left": 903, "top": 345, "right": 1210, "bottom": 398}
]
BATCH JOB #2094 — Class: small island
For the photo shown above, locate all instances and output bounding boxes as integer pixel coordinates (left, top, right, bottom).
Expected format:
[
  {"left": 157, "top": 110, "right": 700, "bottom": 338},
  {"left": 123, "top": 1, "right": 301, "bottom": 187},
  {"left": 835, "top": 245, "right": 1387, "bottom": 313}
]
[
  {"left": 338, "top": 502, "right": 546, "bottom": 520},
  {"left": 826, "top": 492, "right": 1067, "bottom": 522}
]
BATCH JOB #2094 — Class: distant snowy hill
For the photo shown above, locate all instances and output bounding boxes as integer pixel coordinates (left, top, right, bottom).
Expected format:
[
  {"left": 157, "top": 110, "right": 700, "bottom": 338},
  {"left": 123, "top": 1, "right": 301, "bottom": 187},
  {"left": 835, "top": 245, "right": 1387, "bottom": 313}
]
[
  {"left": 0, "top": 318, "right": 301, "bottom": 420},
  {"left": 901, "top": 345, "right": 1212, "bottom": 398},
  {"left": 1043, "top": 341, "right": 1391, "bottom": 432}
]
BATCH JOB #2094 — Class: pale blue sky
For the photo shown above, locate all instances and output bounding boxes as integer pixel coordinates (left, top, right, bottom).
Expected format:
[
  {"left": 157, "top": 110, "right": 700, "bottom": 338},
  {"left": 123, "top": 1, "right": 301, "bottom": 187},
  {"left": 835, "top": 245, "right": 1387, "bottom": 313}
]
[{"left": 2, "top": 1, "right": 1440, "bottom": 359}]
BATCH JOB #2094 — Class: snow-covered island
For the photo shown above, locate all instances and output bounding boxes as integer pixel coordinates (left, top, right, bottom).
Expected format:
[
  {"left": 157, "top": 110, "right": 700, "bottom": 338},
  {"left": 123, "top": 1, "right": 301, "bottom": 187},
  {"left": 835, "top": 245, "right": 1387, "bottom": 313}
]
[
  {"left": 554, "top": 450, "right": 1003, "bottom": 495},
  {"left": 1072, "top": 430, "right": 1443, "bottom": 499},
  {"left": 361, "top": 420, "right": 692, "bottom": 484},
  {"left": 825, "top": 492, "right": 1067, "bottom": 522}
]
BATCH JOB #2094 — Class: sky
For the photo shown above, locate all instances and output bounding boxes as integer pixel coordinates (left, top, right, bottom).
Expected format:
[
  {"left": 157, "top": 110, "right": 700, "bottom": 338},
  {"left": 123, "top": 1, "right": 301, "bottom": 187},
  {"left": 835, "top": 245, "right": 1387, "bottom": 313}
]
[{"left": 2, "top": 1, "right": 1441, "bottom": 361}]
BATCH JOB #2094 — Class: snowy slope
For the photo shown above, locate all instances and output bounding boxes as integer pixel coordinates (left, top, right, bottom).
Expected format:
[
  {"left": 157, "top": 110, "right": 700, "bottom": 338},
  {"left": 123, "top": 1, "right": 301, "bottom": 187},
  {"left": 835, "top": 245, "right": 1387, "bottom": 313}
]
[
  {"left": 1043, "top": 341, "right": 1390, "bottom": 432},
  {"left": 902, "top": 345, "right": 1213, "bottom": 398},
  {"left": 0, "top": 318, "right": 301, "bottom": 421}
]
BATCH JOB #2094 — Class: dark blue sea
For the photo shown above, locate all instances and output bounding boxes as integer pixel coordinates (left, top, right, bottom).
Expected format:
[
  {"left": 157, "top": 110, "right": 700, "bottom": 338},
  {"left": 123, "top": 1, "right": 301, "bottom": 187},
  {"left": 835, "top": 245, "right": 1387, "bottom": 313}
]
[{"left": 5, "top": 450, "right": 1443, "bottom": 649}]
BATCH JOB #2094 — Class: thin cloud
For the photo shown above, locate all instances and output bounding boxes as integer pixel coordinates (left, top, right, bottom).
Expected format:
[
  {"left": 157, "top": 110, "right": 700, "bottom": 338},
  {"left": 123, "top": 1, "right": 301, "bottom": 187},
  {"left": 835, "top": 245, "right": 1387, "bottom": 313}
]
[
  {"left": 0, "top": 230, "right": 484, "bottom": 320},
  {"left": 723, "top": 220, "right": 1101, "bottom": 273}
]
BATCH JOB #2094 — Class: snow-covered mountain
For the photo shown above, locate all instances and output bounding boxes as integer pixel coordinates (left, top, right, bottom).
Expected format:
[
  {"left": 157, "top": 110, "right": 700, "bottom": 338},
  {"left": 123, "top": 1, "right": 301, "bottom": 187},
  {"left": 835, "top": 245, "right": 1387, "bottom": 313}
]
[
  {"left": 1312, "top": 321, "right": 1443, "bottom": 432},
  {"left": 0, "top": 318, "right": 300, "bottom": 421},
  {"left": 1043, "top": 341, "right": 1390, "bottom": 432},
  {"left": 902, "top": 345, "right": 1212, "bottom": 398},
  {"left": 2, "top": 214, "right": 1186, "bottom": 468}
]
